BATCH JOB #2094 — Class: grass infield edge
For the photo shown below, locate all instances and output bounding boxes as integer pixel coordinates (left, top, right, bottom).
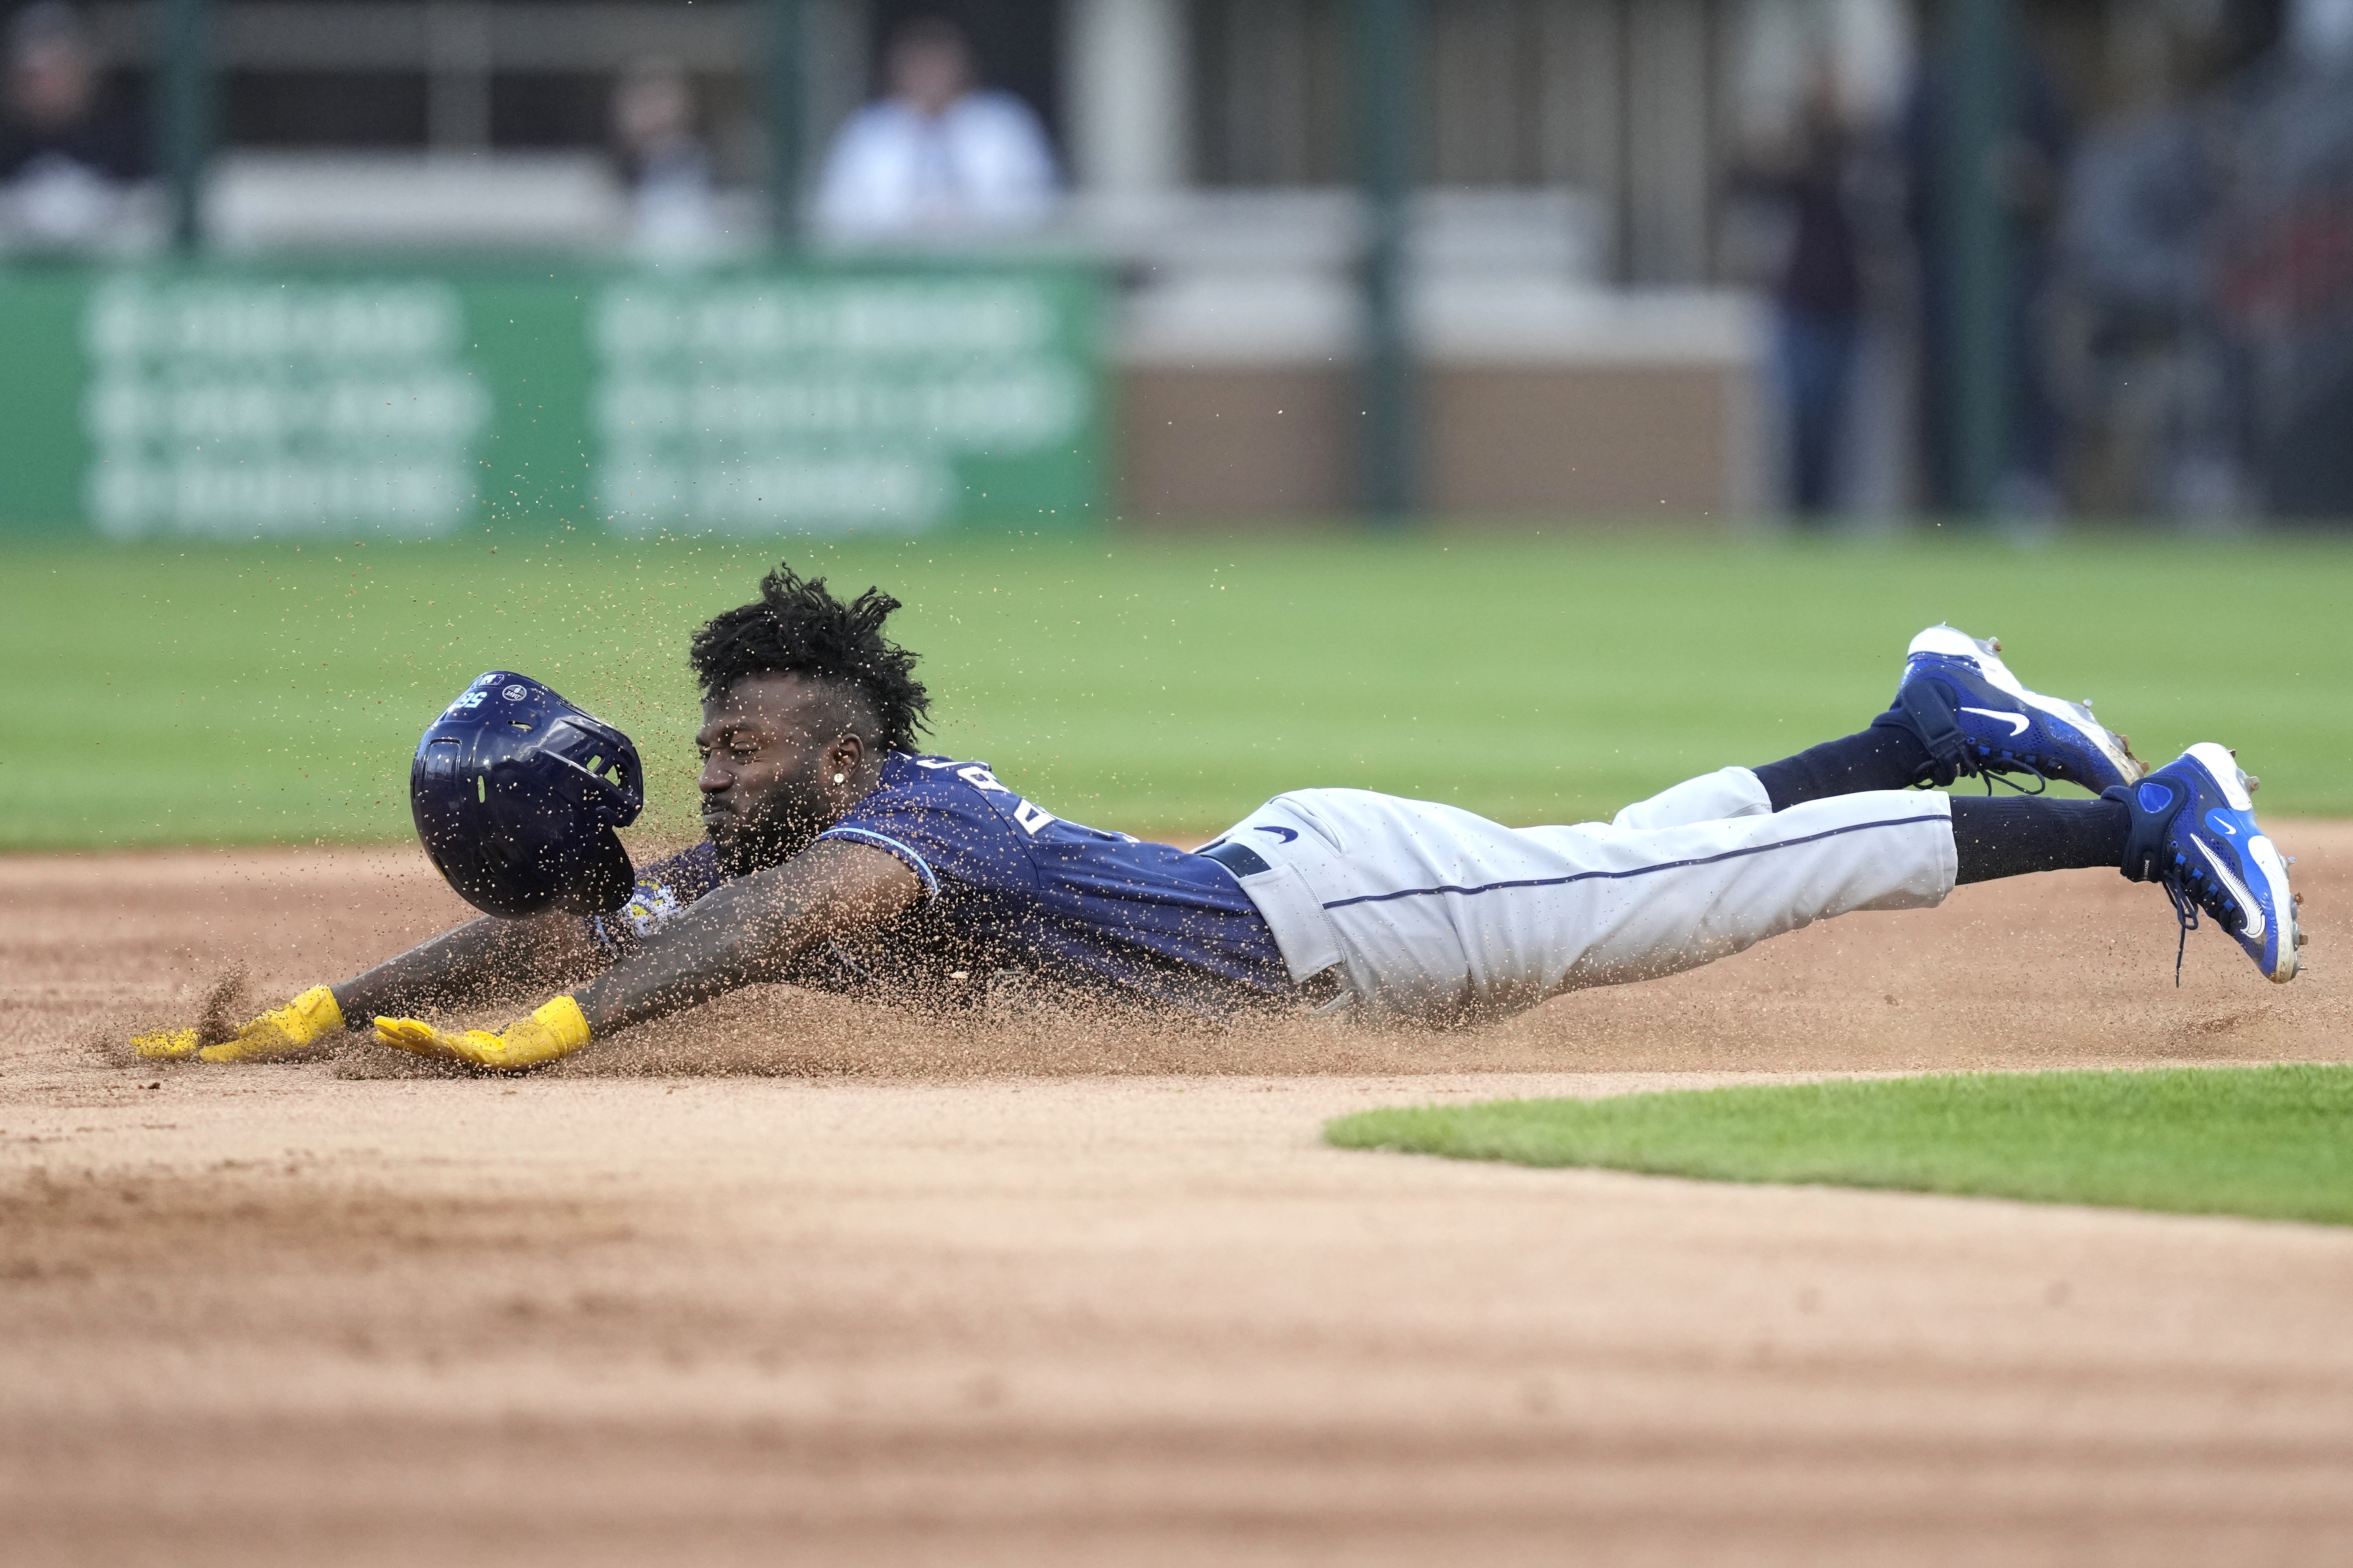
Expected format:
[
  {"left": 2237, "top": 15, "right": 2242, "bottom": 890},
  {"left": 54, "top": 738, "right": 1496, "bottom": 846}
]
[{"left": 1323, "top": 1063, "right": 2353, "bottom": 1226}]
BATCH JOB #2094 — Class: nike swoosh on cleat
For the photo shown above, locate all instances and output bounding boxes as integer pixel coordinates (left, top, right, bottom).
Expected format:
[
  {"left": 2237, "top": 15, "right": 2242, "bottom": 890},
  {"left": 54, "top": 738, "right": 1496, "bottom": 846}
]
[
  {"left": 1960, "top": 707, "right": 2030, "bottom": 738},
  {"left": 2195, "top": 840, "right": 2264, "bottom": 941}
]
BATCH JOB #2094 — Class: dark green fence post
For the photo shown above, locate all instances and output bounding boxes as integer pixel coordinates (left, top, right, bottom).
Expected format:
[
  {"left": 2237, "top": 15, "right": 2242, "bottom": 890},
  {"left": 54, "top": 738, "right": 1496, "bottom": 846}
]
[
  {"left": 1940, "top": 0, "right": 2014, "bottom": 516},
  {"left": 155, "top": 0, "right": 211, "bottom": 251},
  {"left": 1356, "top": 0, "right": 1415, "bottom": 525},
  {"left": 764, "top": 0, "right": 805, "bottom": 246}
]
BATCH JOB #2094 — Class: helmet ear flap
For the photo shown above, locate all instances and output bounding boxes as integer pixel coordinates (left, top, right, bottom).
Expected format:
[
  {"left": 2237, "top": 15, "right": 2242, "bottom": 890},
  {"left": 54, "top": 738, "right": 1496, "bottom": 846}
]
[{"left": 553, "top": 827, "right": 637, "bottom": 915}]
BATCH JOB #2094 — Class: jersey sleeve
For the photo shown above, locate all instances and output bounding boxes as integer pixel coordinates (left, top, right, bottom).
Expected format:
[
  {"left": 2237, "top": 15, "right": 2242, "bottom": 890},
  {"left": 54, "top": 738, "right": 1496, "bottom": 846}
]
[
  {"left": 814, "top": 757, "right": 1041, "bottom": 902},
  {"left": 813, "top": 820, "right": 943, "bottom": 898}
]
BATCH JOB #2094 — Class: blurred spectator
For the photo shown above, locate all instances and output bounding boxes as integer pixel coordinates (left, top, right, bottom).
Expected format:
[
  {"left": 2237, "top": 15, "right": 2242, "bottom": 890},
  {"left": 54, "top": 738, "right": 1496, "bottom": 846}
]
[
  {"left": 2291, "top": 0, "right": 2353, "bottom": 65},
  {"left": 2061, "top": 0, "right": 2353, "bottom": 519},
  {"left": 814, "top": 14, "right": 1058, "bottom": 240},
  {"left": 2061, "top": 80, "right": 2246, "bottom": 518},
  {"left": 1902, "top": 33, "right": 2071, "bottom": 517},
  {"left": 2210, "top": 0, "right": 2353, "bottom": 515},
  {"left": 0, "top": 2, "right": 144, "bottom": 252},
  {"left": 612, "top": 60, "right": 721, "bottom": 258},
  {"left": 1738, "top": 56, "right": 1869, "bottom": 519}
]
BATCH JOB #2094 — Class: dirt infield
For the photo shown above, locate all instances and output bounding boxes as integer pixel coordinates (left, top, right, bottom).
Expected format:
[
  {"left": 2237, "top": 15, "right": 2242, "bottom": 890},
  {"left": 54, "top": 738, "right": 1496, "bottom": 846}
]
[{"left": 4, "top": 831, "right": 2351, "bottom": 1565}]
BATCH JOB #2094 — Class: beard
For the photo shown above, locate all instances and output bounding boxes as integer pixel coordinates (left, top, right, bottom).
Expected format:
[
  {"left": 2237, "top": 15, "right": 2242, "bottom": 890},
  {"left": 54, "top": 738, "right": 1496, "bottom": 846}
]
[{"left": 703, "top": 788, "right": 829, "bottom": 879}]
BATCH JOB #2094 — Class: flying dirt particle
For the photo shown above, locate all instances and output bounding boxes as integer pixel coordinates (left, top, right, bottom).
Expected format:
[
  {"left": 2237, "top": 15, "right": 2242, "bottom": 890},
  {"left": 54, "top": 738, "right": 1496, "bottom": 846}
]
[{"left": 196, "top": 968, "right": 254, "bottom": 1048}]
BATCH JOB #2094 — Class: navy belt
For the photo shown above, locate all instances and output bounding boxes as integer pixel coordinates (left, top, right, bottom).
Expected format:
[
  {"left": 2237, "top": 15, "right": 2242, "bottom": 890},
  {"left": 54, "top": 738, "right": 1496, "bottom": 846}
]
[
  {"left": 1199, "top": 839, "right": 1345, "bottom": 1008},
  {"left": 1198, "top": 838, "right": 1272, "bottom": 879}
]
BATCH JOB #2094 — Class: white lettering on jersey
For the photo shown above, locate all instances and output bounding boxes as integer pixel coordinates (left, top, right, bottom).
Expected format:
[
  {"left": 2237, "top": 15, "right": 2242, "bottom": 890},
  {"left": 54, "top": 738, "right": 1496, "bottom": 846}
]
[
  {"left": 958, "top": 764, "right": 1010, "bottom": 794},
  {"left": 916, "top": 757, "right": 1057, "bottom": 835}
]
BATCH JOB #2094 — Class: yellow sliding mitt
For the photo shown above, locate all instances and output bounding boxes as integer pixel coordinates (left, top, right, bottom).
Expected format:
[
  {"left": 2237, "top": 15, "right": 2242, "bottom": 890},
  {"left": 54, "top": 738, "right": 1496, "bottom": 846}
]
[
  {"left": 131, "top": 985, "right": 346, "bottom": 1063},
  {"left": 373, "top": 996, "right": 592, "bottom": 1073}
]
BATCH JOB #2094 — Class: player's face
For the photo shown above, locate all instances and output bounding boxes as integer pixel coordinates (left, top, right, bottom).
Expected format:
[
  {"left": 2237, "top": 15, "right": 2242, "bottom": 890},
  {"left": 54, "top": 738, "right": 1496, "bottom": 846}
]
[{"left": 695, "top": 674, "right": 852, "bottom": 875}]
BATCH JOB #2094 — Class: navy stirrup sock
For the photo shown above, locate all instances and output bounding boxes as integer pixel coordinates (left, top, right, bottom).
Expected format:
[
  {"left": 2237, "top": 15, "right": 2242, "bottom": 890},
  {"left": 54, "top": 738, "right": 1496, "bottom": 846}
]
[
  {"left": 1949, "top": 796, "right": 2131, "bottom": 884},
  {"left": 1753, "top": 728, "right": 1934, "bottom": 812},
  {"left": 1756, "top": 734, "right": 2131, "bottom": 882}
]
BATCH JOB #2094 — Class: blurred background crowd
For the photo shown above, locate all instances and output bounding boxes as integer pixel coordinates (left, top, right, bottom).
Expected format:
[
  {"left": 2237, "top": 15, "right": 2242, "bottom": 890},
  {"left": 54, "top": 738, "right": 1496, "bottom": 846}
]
[{"left": 4, "top": 0, "right": 2349, "bottom": 526}]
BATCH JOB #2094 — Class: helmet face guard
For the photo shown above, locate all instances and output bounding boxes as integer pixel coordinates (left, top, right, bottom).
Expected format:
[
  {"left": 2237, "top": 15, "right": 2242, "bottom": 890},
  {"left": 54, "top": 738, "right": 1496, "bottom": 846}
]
[{"left": 410, "top": 672, "right": 646, "bottom": 918}]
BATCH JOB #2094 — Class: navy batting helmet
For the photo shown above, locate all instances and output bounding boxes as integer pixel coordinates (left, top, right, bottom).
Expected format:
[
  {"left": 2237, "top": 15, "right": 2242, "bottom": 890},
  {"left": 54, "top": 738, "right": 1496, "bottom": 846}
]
[{"left": 411, "top": 672, "right": 645, "bottom": 919}]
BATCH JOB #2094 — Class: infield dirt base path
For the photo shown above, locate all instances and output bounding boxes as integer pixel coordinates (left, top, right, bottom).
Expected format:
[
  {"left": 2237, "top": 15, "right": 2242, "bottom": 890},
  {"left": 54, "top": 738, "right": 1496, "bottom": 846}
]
[{"left": 3, "top": 831, "right": 2351, "bottom": 1565}]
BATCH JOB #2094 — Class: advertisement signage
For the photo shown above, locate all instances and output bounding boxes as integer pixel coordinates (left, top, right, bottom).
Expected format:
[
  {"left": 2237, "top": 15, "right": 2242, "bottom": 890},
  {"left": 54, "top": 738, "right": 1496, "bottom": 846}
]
[{"left": 0, "top": 260, "right": 1104, "bottom": 538}]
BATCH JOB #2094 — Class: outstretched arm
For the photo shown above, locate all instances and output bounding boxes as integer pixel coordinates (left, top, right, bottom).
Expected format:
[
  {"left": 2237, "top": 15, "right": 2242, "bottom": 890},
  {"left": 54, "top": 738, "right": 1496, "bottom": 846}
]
[
  {"left": 333, "top": 909, "right": 608, "bottom": 1023},
  {"left": 373, "top": 838, "right": 920, "bottom": 1070},
  {"left": 573, "top": 838, "right": 919, "bottom": 1033},
  {"left": 129, "top": 908, "right": 602, "bottom": 1064},
  {"left": 131, "top": 907, "right": 611, "bottom": 1063}
]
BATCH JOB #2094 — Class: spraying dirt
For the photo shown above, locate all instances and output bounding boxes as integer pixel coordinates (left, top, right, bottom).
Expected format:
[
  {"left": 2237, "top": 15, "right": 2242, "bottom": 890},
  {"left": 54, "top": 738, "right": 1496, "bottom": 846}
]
[
  {"left": 3, "top": 829, "right": 2350, "bottom": 1564},
  {"left": 27, "top": 823, "right": 2351, "bottom": 1082}
]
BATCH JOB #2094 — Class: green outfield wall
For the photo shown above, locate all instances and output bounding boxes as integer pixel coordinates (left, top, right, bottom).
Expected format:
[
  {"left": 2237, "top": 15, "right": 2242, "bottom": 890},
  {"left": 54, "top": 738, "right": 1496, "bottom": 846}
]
[{"left": 0, "top": 259, "right": 1105, "bottom": 539}]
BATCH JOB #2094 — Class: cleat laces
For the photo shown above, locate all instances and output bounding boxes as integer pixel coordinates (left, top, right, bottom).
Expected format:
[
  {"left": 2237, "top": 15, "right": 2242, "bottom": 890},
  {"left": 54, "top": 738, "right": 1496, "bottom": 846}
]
[
  {"left": 1876, "top": 671, "right": 2066, "bottom": 797},
  {"left": 2154, "top": 849, "right": 2247, "bottom": 987},
  {"left": 1965, "top": 756, "right": 2049, "bottom": 797}
]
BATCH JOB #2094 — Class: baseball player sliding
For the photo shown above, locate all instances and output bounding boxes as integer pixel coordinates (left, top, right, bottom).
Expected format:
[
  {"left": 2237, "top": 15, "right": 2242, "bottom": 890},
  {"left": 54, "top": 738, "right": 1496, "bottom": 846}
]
[{"left": 135, "top": 562, "right": 2302, "bottom": 1072}]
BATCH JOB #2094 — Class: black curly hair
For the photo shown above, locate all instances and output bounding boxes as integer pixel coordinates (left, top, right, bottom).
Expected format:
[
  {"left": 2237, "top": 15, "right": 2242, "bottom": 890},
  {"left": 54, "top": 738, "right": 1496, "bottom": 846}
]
[{"left": 688, "top": 562, "right": 931, "bottom": 753}]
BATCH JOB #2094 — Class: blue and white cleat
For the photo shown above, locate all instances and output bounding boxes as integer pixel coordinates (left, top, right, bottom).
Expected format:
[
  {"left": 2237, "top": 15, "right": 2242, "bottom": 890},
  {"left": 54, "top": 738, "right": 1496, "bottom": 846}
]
[
  {"left": 1872, "top": 625, "right": 2146, "bottom": 793},
  {"left": 2106, "top": 743, "right": 2302, "bottom": 984}
]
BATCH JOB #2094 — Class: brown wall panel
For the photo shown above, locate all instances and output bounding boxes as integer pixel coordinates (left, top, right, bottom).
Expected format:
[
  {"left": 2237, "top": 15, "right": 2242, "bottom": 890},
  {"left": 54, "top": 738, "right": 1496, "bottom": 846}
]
[
  {"left": 1118, "top": 365, "right": 1357, "bottom": 518},
  {"left": 1118, "top": 360, "right": 1741, "bottom": 520},
  {"left": 1426, "top": 364, "right": 1734, "bottom": 515}
]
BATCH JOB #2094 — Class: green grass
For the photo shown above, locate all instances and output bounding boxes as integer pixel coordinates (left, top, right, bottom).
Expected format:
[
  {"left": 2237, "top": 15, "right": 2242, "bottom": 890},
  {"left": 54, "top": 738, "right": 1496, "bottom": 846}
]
[
  {"left": 1326, "top": 1065, "right": 2353, "bottom": 1225},
  {"left": 4, "top": 526, "right": 2352, "bottom": 849}
]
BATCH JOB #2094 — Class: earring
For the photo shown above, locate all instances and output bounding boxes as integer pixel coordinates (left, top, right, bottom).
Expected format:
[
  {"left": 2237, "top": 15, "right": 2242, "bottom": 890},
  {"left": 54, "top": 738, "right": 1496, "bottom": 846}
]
[{"left": 833, "top": 773, "right": 845, "bottom": 784}]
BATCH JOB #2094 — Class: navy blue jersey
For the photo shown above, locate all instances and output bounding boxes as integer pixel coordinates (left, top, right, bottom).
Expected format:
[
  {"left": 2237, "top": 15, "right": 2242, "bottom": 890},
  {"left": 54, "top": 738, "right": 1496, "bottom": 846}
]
[{"left": 588, "top": 752, "right": 1294, "bottom": 1016}]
